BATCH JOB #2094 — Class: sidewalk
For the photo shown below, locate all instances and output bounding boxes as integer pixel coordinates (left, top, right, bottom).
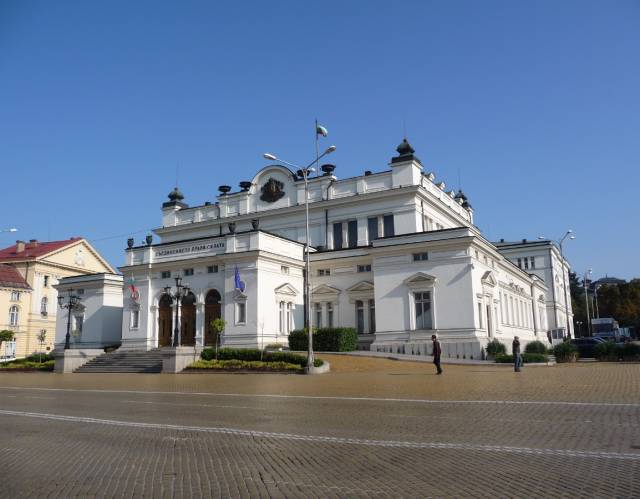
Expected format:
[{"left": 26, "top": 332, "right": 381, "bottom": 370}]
[{"left": 323, "top": 350, "right": 555, "bottom": 366}]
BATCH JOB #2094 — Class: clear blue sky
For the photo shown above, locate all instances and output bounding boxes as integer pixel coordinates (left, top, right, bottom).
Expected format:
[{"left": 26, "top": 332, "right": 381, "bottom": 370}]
[{"left": 2, "top": 1, "right": 639, "bottom": 279}]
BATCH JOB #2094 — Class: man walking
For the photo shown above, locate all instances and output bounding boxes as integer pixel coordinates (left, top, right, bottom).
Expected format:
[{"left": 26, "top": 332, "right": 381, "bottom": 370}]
[
  {"left": 431, "top": 334, "right": 442, "bottom": 375},
  {"left": 513, "top": 336, "right": 522, "bottom": 372}
]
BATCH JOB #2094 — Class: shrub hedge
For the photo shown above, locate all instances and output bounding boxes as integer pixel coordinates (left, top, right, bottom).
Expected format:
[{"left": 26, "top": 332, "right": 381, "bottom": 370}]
[
  {"left": 485, "top": 339, "right": 507, "bottom": 357},
  {"left": 495, "top": 353, "right": 549, "bottom": 364},
  {"left": 200, "top": 347, "right": 323, "bottom": 367},
  {"left": 524, "top": 341, "right": 548, "bottom": 355},
  {"left": 552, "top": 341, "right": 578, "bottom": 362},
  {"left": 594, "top": 341, "right": 640, "bottom": 362},
  {"left": 289, "top": 327, "right": 357, "bottom": 352}
]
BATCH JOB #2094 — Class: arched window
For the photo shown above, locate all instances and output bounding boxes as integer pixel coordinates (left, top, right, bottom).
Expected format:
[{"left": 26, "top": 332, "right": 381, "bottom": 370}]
[
  {"left": 41, "top": 297, "right": 48, "bottom": 315},
  {"left": 9, "top": 306, "right": 19, "bottom": 326}
]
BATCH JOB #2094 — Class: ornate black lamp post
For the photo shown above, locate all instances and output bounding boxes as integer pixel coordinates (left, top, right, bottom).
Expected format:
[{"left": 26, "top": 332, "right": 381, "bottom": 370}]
[
  {"left": 164, "top": 276, "right": 191, "bottom": 347},
  {"left": 57, "top": 290, "right": 81, "bottom": 350}
]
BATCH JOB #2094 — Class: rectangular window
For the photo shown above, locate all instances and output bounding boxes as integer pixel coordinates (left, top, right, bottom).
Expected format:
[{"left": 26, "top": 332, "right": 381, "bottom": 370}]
[
  {"left": 413, "top": 252, "right": 429, "bottom": 262},
  {"left": 315, "top": 303, "right": 322, "bottom": 328},
  {"left": 184, "top": 268, "right": 194, "bottom": 276},
  {"left": 524, "top": 258, "right": 529, "bottom": 270},
  {"left": 333, "top": 223, "right": 343, "bottom": 249},
  {"left": 10, "top": 291, "right": 20, "bottom": 301},
  {"left": 383, "top": 215, "right": 395, "bottom": 237},
  {"left": 530, "top": 257, "right": 535, "bottom": 269},
  {"left": 517, "top": 258, "right": 522, "bottom": 269},
  {"left": 367, "top": 217, "right": 379, "bottom": 243},
  {"left": 327, "top": 302, "right": 334, "bottom": 328},
  {"left": 43, "top": 276, "right": 49, "bottom": 288},
  {"left": 478, "top": 302, "right": 483, "bottom": 329},
  {"left": 207, "top": 265, "right": 218, "bottom": 274},
  {"left": 281, "top": 266, "right": 290, "bottom": 275},
  {"left": 347, "top": 220, "right": 358, "bottom": 248},
  {"left": 286, "top": 303, "right": 292, "bottom": 333},
  {"left": 161, "top": 271, "right": 171, "bottom": 279},
  {"left": 369, "top": 299, "right": 376, "bottom": 334},
  {"left": 236, "top": 302, "right": 246, "bottom": 324},
  {"left": 130, "top": 309, "right": 140, "bottom": 329},
  {"left": 356, "top": 300, "right": 365, "bottom": 333},
  {"left": 414, "top": 292, "right": 433, "bottom": 330},
  {"left": 357, "top": 264, "right": 372, "bottom": 273},
  {"left": 279, "top": 301, "right": 285, "bottom": 333},
  {"left": 317, "top": 269, "right": 330, "bottom": 276},
  {"left": 77, "top": 289, "right": 84, "bottom": 295}
]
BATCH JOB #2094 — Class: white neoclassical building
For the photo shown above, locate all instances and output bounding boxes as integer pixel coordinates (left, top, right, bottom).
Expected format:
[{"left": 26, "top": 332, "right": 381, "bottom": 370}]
[{"left": 118, "top": 139, "right": 570, "bottom": 358}]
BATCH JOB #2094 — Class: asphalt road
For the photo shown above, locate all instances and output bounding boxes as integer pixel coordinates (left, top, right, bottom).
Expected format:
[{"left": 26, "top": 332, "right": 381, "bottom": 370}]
[{"left": 0, "top": 356, "right": 639, "bottom": 498}]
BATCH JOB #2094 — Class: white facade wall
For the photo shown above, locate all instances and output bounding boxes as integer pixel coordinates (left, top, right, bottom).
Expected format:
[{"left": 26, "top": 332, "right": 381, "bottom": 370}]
[{"left": 54, "top": 274, "right": 123, "bottom": 350}]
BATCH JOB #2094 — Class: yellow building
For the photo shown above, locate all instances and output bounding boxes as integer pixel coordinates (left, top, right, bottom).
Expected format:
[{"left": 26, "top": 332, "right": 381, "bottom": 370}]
[{"left": 0, "top": 238, "right": 115, "bottom": 358}]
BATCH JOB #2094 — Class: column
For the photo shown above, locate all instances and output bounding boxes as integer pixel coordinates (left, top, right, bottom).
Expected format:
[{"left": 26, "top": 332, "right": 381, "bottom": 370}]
[
  {"left": 195, "top": 302, "right": 205, "bottom": 346},
  {"left": 357, "top": 217, "right": 368, "bottom": 246}
]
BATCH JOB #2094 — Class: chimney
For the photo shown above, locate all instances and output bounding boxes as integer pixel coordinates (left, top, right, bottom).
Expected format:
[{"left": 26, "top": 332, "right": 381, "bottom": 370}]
[
  {"left": 16, "top": 240, "right": 25, "bottom": 253},
  {"left": 28, "top": 239, "right": 38, "bottom": 248}
]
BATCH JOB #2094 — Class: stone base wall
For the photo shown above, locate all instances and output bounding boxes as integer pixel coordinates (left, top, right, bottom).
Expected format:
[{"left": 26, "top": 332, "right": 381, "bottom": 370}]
[{"left": 53, "top": 349, "right": 105, "bottom": 373}]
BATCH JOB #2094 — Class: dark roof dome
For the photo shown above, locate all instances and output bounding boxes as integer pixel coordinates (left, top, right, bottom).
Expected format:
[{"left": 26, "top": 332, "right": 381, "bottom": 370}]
[
  {"left": 454, "top": 189, "right": 467, "bottom": 201},
  {"left": 396, "top": 138, "right": 415, "bottom": 156},
  {"left": 391, "top": 137, "right": 421, "bottom": 165},
  {"left": 168, "top": 186, "right": 184, "bottom": 202}
]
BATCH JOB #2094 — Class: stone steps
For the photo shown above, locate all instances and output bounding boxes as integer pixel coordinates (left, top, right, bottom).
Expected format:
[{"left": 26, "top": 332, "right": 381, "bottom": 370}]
[{"left": 74, "top": 349, "right": 164, "bottom": 373}]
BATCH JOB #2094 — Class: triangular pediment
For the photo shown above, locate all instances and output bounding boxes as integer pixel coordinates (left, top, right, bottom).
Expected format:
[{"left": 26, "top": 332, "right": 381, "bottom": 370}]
[
  {"left": 275, "top": 283, "right": 299, "bottom": 296},
  {"left": 347, "top": 281, "right": 374, "bottom": 293},
  {"left": 481, "top": 271, "right": 497, "bottom": 286},
  {"left": 312, "top": 284, "right": 341, "bottom": 296},
  {"left": 403, "top": 272, "right": 437, "bottom": 286}
]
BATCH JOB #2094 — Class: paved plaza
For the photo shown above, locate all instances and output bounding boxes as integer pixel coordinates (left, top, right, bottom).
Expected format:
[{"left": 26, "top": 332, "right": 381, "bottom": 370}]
[{"left": 0, "top": 356, "right": 639, "bottom": 498}]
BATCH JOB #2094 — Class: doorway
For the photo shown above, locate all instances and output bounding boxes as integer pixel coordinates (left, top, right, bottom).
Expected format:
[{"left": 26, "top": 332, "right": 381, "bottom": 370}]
[
  {"left": 180, "top": 292, "right": 197, "bottom": 346},
  {"left": 158, "top": 294, "right": 173, "bottom": 347},
  {"left": 204, "top": 290, "right": 222, "bottom": 346}
]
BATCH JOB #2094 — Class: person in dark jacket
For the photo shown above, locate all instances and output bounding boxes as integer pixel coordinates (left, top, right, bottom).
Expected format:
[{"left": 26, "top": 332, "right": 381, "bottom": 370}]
[
  {"left": 513, "top": 336, "right": 522, "bottom": 372},
  {"left": 431, "top": 334, "right": 442, "bottom": 375}
]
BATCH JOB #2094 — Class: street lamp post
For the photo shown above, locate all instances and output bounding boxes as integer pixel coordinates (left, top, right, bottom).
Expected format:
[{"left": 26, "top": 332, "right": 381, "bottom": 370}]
[
  {"left": 539, "top": 230, "right": 575, "bottom": 339},
  {"left": 263, "top": 145, "right": 336, "bottom": 370},
  {"left": 594, "top": 284, "right": 601, "bottom": 319},
  {"left": 584, "top": 269, "right": 592, "bottom": 336},
  {"left": 558, "top": 230, "right": 574, "bottom": 339},
  {"left": 164, "top": 276, "right": 190, "bottom": 347},
  {"left": 57, "top": 290, "right": 81, "bottom": 350}
]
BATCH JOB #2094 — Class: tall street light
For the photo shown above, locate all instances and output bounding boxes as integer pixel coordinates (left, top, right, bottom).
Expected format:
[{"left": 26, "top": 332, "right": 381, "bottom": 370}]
[
  {"left": 539, "top": 230, "right": 575, "bottom": 338},
  {"left": 584, "top": 269, "right": 592, "bottom": 336},
  {"left": 57, "top": 290, "right": 82, "bottom": 350},
  {"left": 594, "top": 284, "right": 601, "bottom": 319},
  {"left": 164, "top": 276, "right": 191, "bottom": 347},
  {"left": 263, "top": 144, "right": 336, "bottom": 370}
]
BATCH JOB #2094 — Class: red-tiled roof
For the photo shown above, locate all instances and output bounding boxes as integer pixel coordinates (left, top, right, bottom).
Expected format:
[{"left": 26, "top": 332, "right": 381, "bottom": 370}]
[
  {"left": 0, "top": 238, "right": 83, "bottom": 262},
  {"left": 0, "top": 264, "right": 31, "bottom": 290}
]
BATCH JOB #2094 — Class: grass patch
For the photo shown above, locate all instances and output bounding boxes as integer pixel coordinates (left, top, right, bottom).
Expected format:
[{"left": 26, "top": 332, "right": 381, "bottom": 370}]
[
  {"left": 188, "top": 359, "right": 304, "bottom": 372},
  {"left": 0, "top": 354, "right": 54, "bottom": 371},
  {"left": 200, "top": 348, "right": 323, "bottom": 368}
]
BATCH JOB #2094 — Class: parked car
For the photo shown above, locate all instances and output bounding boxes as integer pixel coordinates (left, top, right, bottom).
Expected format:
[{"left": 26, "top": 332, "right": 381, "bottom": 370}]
[{"left": 571, "top": 337, "right": 606, "bottom": 358}]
